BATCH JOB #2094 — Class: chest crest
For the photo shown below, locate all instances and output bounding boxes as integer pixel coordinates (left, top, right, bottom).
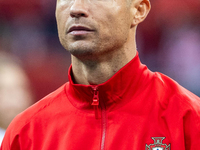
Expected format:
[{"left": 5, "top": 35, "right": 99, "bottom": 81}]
[{"left": 146, "top": 137, "right": 170, "bottom": 150}]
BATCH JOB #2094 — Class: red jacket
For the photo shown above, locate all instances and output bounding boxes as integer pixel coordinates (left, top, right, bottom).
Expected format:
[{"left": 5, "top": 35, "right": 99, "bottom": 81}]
[{"left": 1, "top": 53, "right": 200, "bottom": 150}]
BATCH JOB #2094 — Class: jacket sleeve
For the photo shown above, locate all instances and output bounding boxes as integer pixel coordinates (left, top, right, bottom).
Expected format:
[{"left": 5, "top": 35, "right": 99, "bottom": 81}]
[
  {"left": 0, "top": 115, "right": 22, "bottom": 150},
  {"left": 0, "top": 128, "right": 21, "bottom": 150}
]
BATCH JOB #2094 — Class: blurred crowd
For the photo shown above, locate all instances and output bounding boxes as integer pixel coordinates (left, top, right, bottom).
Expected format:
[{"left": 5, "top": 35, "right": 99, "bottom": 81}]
[
  {"left": 0, "top": 0, "right": 200, "bottom": 142},
  {"left": 0, "top": 53, "right": 34, "bottom": 143},
  {"left": 0, "top": 0, "right": 70, "bottom": 101},
  {"left": 138, "top": 0, "right": 200, "bottom": 96}
]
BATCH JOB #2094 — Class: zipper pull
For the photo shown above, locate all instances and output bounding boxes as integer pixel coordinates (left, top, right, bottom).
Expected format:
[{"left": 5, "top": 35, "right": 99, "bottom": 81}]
[
  {"left": 91, "top": 86, "right": 101, "bottom": 119},
  {"left": 92, "top": 86, "right": 99, "bottom": 106}
]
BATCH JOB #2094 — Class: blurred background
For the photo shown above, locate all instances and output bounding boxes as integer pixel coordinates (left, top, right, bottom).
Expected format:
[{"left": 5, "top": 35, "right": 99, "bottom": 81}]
[{"left": 0, "top": 0, "right": 200, "bottom": 142}]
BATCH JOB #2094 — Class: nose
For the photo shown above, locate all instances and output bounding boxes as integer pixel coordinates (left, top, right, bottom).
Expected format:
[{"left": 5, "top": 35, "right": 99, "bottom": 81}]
[{"left": 70, "top": 0, "right": 89, "bottom": 18}]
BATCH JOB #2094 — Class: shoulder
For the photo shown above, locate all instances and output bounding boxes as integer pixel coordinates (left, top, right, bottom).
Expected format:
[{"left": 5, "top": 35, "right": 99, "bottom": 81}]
[
  {"left": 18, "top": 83, "right": 68, "bottom": 121},
  {"left": 152, "top": 72, "right": 200, "bottom": 112},
  {"left": 2, "top": 83, "right": 69, "bottom": 144},
  {"left": 151, "top": 72, "right": 200, "bottom": 148}
]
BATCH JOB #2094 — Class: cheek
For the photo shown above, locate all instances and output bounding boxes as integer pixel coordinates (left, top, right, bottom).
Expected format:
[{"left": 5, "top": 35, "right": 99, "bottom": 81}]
[
  {"left": 56, "top": 4, "right": 71, "bottom": 30},
  {"left": 114, "top": 11, "right": 131, "bottom": 38},
  {"left": 56, "top": 10, "right": 69, "bottom": 48},
  {"left": 100, "top": 5, "right": 130, "bottom": 32},
  {"left": 99, "top": 13, "right": 129, "bottom": 40}
]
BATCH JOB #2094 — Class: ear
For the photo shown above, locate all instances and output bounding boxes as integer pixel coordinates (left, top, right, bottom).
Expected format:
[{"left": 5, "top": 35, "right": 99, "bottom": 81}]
[{"left": 131, "top": 0, "right": 151, "bottom": 27}]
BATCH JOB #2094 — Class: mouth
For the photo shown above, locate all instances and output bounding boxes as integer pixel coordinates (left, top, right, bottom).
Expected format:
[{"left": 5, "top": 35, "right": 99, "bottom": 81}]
[{"left": 67, "top": 25, "right": 94, "bottom": 35}]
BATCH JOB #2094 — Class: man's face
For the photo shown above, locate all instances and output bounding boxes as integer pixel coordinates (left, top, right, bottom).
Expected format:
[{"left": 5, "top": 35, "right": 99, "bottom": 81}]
[{"left": 56, "top": 0, "right": 134, "bottom": 59}]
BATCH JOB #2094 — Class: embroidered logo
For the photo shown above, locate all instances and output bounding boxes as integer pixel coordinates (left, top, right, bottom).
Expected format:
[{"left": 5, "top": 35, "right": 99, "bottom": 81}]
[{"left": 146, "top": 137, "right": 170, "bottom": 150}]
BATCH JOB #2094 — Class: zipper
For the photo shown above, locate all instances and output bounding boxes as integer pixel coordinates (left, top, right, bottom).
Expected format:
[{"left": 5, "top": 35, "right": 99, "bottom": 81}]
[
  {"left": 100, "top": 99, "right": 106, "bottom": 150},
  {"left": 91, "top": 86, "right": 101, "bottom": 119},
  {"left": 91, "top": 86, "right": 107, "bottom": 150}
]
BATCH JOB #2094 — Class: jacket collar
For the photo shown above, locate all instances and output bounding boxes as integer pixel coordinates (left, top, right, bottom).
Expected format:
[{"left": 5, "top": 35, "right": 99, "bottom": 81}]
[{"left": 66, "top": 52, "right": 151, "bottom": 111}]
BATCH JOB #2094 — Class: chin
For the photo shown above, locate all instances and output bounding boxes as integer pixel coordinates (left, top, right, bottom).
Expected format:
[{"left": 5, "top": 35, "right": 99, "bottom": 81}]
[{"left": 68, "top": 45, "right": 98, "bottom": 59}]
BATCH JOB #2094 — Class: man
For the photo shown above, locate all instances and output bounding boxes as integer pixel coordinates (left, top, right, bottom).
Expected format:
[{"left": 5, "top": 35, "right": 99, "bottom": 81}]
[{"left": 1, "top": 0, "right": 200, "bottom": 149}]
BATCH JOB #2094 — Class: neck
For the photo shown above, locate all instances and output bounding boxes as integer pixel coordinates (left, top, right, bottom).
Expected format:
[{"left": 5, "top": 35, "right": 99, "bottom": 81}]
[{"left": 71, "top": 32, "right": 137, "bottom": 85}]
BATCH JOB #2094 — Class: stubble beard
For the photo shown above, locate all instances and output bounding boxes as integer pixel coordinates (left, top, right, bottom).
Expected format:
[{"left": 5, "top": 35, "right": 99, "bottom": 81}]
[
  {"left": 62, "top": 37, "right": 101, "bottom": 61},
  {"left": 59, "top": 28, "right": 128, "bottom": 62}
]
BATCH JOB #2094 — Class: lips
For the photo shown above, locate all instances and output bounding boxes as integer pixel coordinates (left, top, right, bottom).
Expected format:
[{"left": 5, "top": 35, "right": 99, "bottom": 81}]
[{"left": 67, "top": 25, "right": 94, "bottom": 34}]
